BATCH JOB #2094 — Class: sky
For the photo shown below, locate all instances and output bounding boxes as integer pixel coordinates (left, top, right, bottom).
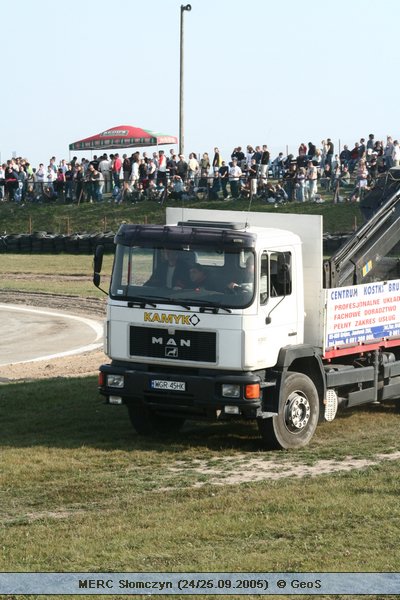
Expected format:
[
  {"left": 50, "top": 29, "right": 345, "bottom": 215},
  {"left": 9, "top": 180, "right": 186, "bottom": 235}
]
[{"left": 2, "top": 0, "right": 400, "bottom": 166}]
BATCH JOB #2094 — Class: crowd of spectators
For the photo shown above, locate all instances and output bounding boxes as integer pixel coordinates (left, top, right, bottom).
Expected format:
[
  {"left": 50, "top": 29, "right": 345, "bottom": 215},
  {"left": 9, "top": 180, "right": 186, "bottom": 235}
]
[{"left": 1, "top": 134, "right": 398, "bottom": 206}]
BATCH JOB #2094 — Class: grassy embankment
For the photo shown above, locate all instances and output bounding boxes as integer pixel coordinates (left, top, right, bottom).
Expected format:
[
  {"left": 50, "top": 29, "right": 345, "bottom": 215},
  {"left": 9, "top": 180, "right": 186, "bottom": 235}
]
[{"left": 0, "top": 193, "right": 362, "bottom": 236}]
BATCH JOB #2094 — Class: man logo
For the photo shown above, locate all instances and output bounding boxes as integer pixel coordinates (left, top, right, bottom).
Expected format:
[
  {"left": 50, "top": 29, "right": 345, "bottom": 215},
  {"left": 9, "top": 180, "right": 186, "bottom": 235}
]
[
  {"left": 165, "top": 347, "right": 178, "bottom": 358},
  {"left": 151, "top": 337, "right": 191, "bottom": 348}
]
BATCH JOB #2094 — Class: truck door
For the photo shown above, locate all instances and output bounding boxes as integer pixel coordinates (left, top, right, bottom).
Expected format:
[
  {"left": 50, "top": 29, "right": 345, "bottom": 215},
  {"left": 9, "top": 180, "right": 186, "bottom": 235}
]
[{"left": 259, "top": 250, "right": 300, "bottom": 363}]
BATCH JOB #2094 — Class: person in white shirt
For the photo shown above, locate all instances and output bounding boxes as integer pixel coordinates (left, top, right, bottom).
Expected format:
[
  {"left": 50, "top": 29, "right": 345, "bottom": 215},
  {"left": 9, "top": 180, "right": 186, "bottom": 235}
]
[
  {"left": 98, "top": 154, "right": 111, "bottom": 192},
  {"left": 157, "top": 150, "right": 167, "bottom": 186},
  {"left": 229, "top": 158, "right": 242, "bottom": 198},
  {"left": 391, "top": 140, "right": 400, "bottom": 167},
  {"left": 188, "top": 152, "right": 199, "bottom": 182}
]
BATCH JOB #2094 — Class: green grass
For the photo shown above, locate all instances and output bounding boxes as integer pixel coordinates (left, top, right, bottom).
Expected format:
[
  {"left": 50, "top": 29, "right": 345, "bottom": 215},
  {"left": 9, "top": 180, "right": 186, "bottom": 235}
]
[
  {"left": 0, "top": 254, "right": 113, "bottom": 297},
  {"left": 1, "top": 213, "right": 398, "bottom": 600},
  {"left": 0, "top": 377, "right": 399, "bottom": 588},
  {"left": 0, "top": 254, "right": 113, "bottom": 276},
  {"left": 0, "top": 193, "right": 362, "bottom": 236}
]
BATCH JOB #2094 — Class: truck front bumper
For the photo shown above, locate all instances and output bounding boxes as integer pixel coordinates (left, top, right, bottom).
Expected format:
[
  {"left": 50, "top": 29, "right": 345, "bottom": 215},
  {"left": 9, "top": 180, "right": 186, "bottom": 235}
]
[{"left": 99, "top": 362, "right": 265, "bottom": 419}]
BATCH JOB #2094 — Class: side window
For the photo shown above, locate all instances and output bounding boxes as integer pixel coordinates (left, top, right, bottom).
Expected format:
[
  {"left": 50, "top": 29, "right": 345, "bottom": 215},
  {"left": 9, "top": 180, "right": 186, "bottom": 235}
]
[
  {"left": 260, "top": 252, "right": 269, "bottom": 305},
  {"left": 270, "top": 251, "right": 292, "bottom": 297}
]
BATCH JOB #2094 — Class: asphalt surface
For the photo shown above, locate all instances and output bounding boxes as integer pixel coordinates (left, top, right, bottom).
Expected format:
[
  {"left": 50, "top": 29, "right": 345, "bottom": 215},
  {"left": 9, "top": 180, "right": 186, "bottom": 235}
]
[{"left": 0, "top": 304, "right": 103, "bottom": 366}]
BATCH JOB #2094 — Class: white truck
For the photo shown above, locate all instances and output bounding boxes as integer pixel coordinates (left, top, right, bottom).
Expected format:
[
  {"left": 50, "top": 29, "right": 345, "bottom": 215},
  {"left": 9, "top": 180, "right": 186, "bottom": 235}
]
[{"left": 94, "top": 197, "right": 400, "bottom": 449}]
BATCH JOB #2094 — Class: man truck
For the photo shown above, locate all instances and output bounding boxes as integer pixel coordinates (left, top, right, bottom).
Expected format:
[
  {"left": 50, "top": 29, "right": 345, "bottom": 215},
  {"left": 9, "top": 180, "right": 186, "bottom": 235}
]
[{"left": 94, "top": 190, "right": 400, "bottom": 449}]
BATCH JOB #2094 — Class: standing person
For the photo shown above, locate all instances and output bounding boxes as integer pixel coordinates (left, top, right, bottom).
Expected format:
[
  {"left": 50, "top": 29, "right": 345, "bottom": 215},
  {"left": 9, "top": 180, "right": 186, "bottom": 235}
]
[
  {"left": 326, "top": 138, "right": 334, "bottom": 165},
  {"left": 339, "top": 145, "right": 351, "bottom": 167},
  {"left": 54, "top": 168, "right": 66, "bottom": 200},
  {"left": 74, "top": 163, "right": 85, "bottom": 203},
  {"left": 122, "top": 154, "right": 132, "bottom": 182},
  {"left": 88, "top": 165, "right": 104, "bottom": 202},
  {"left": 283, "top": 163, "right": 297, "bottom": 201},
  {"left": 0, "top": 163, "right": 5, "bottom": 200},
  {"left": 212, "top": 147, "right": 221, "bottom": 172},
  {"left": 229, "top": 158, "right": 242, "bottom": 199},
  {"left": 65, "top": 163, "right": 74, "bottom": 202},
  {"left": 45, "top": 165, "right": 56, "bottom": 198},
  {"left": 147, "top": 158, "right": 156, "bottom": 182},
  {"left": 198, "top": 152, "right": 210, "bottom": 190},
  {"left": 306, "top": 160, "right": 318, "bottom": 201},
  {"left": 272, "top": 152, "right": 284, "bottom": 179},
  {"left": 349, "top": 143, "right": 360, "bottom": 173},
  {"left": 358, "top": 138, "right": 366, "bottom": 160},
  {"left": 4, "top": 165, "right": 19, "bottom": 201},
  {"left": 366, "top": 133, "right": 375, "bottom": 151},
  {"left": 392, "top": 140, "right": 400, "bottom": 167},
  {"left": 384, "top": 136, "right": 394, "bottom": 171},
  {"left": 307, "top": 142, "right": 316, "bottom": 159},
  {"left": 295, "top": 167, "right": 306, "bottom": 202},
  {"left": 112, "top": 153, "right": 122, "bottom": 188},
  {"left": 98, "top": 154, "right": 111, "bottom": 193},
  {"left": 188, "top": 152, "right": 199, "bottom": 182},
  {"left": 157, "top": 150, "right": 167, "bottom": 186},
  {"left": 260, "top": 144, "right": 270, "bottom": 180},
  {"left": 245, "top": 145, "right": 254, "bottom": 167},
  {"left": 138, "top": 158, "right": 148, "bottom": 187},
  {"left": 248, "top": 158, "right": 258, "bottom": 197},
  {"left": 17, "top": 166, "right": 27, "bottom": 202},
  {"left": 176, "top": 154, "right": 188, "bottom": 181},
  {"left": 200, "top": 152, "right": 210, "bottom": 177},
  {"left": 130, "top": 156, "right": 140, "bottom": 186},
  {"left": 298, "top": 143, "right": 307, "bottom": 156},
  {"left": 218, "top": 161, "right": 229, "bottom": 199},
  {"left": 35, "top": 163, "right": 46, "bottom": 199},
  {"left": 167, "top": 153, "right": 177, "bottom": 178}
]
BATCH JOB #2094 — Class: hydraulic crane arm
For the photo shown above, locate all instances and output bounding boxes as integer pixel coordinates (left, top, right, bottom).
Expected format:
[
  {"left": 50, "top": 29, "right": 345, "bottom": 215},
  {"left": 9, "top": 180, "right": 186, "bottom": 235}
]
[{"left": 324, "top": 169, "right": 400, "bottom": 288}]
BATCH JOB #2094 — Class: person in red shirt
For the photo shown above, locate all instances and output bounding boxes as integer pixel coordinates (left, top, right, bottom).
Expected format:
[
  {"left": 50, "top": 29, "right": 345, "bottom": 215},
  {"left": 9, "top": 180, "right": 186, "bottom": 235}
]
[{"left": 112, "top": 153, "right": 122, "bottom": 188}]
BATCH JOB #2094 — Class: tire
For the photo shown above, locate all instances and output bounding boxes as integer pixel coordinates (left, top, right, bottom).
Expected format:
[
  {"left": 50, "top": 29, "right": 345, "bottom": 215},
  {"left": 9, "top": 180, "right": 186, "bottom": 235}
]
[
  {"left": 258, "top": 372, "right": 320, "bottom": 450},
  {"left": 127, "top": 401, "right": 185, "bottom": 436}
]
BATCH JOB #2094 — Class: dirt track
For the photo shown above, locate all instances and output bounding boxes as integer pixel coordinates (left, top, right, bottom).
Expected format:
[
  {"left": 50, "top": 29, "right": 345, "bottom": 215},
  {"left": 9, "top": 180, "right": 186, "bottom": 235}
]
[{"left": 0, "top": 290, "right": 107, "bottom": 382}]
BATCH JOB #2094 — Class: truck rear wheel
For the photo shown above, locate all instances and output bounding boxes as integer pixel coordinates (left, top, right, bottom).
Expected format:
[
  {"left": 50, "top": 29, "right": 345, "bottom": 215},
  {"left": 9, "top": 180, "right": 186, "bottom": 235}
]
[
  {"left": 258, "top": 372, "right": 320, "bottom": 449},
  {"left": 127, "top": 401, "right": 185, "bottom": 436}
]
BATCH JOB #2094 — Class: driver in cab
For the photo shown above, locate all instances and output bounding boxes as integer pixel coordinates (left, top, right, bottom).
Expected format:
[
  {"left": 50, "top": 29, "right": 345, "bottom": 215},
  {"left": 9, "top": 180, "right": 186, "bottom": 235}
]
[
  {"left": 145, "top": 249, "right": 191, "bottom": 289},
  {"left": 226, "top": 254, "right": 255, "bottom": 291}
]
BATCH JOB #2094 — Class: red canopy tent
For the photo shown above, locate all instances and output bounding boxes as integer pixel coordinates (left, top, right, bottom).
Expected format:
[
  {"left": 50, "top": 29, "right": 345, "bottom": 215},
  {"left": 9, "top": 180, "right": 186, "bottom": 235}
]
[{"left": 69, "top": 125, "right": 178, "bottom": 151}]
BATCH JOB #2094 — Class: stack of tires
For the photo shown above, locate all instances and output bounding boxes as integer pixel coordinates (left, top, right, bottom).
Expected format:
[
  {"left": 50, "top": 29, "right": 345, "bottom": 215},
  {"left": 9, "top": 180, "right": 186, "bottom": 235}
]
[{"left": 0, "top": 231, "right": 116, "bottom": 254}]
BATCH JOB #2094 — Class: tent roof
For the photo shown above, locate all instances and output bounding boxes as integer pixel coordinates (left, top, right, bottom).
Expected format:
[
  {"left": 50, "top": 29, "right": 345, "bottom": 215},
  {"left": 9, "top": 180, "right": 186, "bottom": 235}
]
[{"left": 69, "top": 124, "right": 177, "bottom": 151}]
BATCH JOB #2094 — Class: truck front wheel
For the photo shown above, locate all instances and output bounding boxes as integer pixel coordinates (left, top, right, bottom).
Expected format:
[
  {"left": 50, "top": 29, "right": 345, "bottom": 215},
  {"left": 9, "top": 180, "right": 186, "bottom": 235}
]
[
  {"left": 258, "top": 372, "right": 320, "bottom": 449},
  {"left": 127, "top": 401, "right": 185, "bottom": 436}
]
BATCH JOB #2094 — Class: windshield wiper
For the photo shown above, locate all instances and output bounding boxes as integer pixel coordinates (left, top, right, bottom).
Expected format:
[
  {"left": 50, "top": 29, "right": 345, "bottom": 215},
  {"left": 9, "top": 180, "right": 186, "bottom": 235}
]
[
  {"left": 141, "top": 295, "right": 192, "bottom": 310},
  {"left": 191, "top": 299, "right": 232, "bottom": 314},
  {"left": 127, "top": 296, "right": 157, "bottom": 308}
]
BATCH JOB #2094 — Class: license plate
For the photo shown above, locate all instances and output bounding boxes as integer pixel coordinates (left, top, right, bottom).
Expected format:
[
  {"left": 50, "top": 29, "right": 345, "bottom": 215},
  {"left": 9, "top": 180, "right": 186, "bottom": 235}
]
[{"left": 151, "top": 379, "right": 186, "bottom": 391}]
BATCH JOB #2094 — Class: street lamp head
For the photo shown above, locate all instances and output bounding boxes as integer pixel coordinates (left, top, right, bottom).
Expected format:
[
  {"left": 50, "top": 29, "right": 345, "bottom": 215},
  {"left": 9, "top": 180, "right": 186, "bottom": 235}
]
[{"left": 182, "top": 3, "right": 192, "bottom": 11}]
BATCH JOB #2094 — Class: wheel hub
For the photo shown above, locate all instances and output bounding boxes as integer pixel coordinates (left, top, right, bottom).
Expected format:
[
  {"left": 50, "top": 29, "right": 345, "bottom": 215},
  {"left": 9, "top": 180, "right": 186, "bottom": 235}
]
[{"left": 285, "top": 392, "right": 311, "bottom": 432}]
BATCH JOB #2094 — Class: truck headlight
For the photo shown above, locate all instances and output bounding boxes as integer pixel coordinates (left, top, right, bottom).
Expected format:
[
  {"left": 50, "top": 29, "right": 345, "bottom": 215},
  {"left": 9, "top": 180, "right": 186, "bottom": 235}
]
[
  {"left": 222, "top": 384, "right": 240, "bottom": 398},
  {"left": 106, "top": 374, "right": 124, "bottom": 388}
]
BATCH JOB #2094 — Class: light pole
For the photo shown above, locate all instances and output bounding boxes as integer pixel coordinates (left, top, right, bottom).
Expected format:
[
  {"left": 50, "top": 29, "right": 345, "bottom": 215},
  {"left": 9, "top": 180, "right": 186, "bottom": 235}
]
[{"left": 179, "top": 4, "right": 191, "bottom": 156}]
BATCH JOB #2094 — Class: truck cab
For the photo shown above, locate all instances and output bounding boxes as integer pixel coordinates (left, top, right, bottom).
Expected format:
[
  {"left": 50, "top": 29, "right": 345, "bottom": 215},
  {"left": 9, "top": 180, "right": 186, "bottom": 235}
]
[{"left": 97, "top": 209, "right": 324, "bottom": 448}]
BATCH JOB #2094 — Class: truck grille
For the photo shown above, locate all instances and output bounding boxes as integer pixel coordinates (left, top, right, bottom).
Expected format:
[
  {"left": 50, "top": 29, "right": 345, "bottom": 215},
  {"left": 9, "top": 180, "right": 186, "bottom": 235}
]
[{"left": 130, "top": 326, "right": 216, "bottom": 363}]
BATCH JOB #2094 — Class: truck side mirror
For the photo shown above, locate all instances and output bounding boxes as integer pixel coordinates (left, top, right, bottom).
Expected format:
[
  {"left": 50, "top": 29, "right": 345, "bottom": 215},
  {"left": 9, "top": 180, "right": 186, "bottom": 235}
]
[{"left": 93, "top": 245, "right": 104, "bottom": 289}]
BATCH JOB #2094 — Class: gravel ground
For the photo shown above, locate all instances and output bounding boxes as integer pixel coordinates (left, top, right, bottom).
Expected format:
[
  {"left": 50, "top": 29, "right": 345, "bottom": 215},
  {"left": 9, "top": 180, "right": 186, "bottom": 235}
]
[{"left": 0, "top": 290, "right": 107, "bottom": 382}]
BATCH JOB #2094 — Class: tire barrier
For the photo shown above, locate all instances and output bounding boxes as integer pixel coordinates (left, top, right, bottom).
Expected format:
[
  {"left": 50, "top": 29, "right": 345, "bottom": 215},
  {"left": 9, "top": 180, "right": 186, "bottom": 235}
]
[
  {"left": 0, "top": 231, "right": 351, "bottom": 255},
  {"left": 0, "top": 231, "right": 116, "bottom": 254}
]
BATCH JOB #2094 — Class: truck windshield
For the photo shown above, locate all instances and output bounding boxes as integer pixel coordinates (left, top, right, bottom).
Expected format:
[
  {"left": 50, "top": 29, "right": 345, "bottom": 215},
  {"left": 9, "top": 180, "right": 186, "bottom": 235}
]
[{"left": 110, "top": 244, "right": 255, "bottom": 309}]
